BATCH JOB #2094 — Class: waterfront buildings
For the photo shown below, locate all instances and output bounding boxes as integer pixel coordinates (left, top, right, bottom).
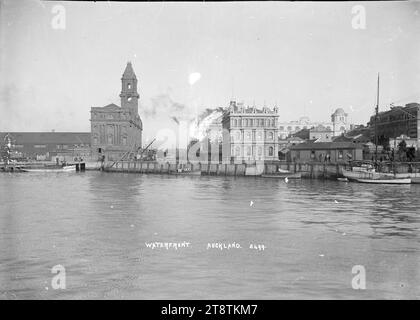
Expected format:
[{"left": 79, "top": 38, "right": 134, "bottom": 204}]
[
  {"left": 222, "top": 101, "right": 279, "bottom": 163},
  {"left": 368, "top": 103, "right": 420, "bottom": 149},
  {"left": 278, "top": 108, "right": 350, "bottom": 139},
  {"left": 309, "top": 124, "right": 333, "bottom": 142},
  {"left": 90, "top": 62, "right": 143, "bottom": 161},
  {"left": 289, "top": 141, "right": 364, "bottom": 163},
  {"left": 0, "top": 132, "right": 90, "bottom": 161}
]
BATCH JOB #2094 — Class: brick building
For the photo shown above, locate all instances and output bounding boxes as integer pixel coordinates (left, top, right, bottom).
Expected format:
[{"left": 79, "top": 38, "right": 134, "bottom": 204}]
[{"left": 368, "top": 103, "right": 420, "bottom": 148}]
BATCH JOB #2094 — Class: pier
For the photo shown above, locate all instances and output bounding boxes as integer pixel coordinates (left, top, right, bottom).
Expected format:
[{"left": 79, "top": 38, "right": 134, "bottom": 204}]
[{"left": 103, "top": 160, "right": 420, "bottom": 179}]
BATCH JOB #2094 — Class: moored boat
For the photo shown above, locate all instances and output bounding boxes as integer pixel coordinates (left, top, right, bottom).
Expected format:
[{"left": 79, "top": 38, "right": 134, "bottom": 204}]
[
  {"left": 22, "top": 165, "right": 76, "bottom": 173},
  {"left": 355, "top": 177, "right": 411, "bottom": 184}
]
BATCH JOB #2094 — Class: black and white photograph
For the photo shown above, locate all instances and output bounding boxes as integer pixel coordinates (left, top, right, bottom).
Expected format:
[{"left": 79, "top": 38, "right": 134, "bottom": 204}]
[{"left": 0, "top": 0, "right": 419, "bottom": 305}]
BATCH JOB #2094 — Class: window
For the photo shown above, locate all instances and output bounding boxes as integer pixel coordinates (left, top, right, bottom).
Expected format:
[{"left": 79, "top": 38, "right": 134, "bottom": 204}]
[
  {"left": 310, "top": 150, "right": 315, "bottom": 159},
  {"left": 234, "top": 119, "right": 237, "bottom": 127},
  {"left": 127, "top": 83, "right": 131, "bottom": 89},
  {"left": 122, "top": 136, "right": 127, "bottom": 145},
  {"left": 287, "top": 126, "right": 292, "bottom": 131},
  {"left": 268, "top": 132, "right": 274, "bottom": 140},
  {"left": 246, "top": 132, "right": 251, "bottom": 140},
  {"left": 279, "top": 126, "right": 284, "bottom": 131},
  {"left": 34, "top": 145, "right": 46, "bottom": 148},
  {"left": 236, "top": 132, "right": 240, "bottom": 140},
  {"left": 258, "top": 147, "right": 262, "bottom": 156},
  {"left": 338, "top": 150, "right": 343, "bottom": 159},
  {"left": 247, "top": 147, "right": 251, "bottom": 156},
  {"left": 295, "top": 126, "right": 300, "bottom": 131},
  {"left": 235, "top": 146, "right": 241, "bottom": 156},
  {"left": 268, "top": 146, "right": 274, "bottom": 156},
  {"left": 127, "top": 97, "right": 132, "bottom": 102},
  {"left": 257, "top": 131, "right": 262, "bottom": 140}
]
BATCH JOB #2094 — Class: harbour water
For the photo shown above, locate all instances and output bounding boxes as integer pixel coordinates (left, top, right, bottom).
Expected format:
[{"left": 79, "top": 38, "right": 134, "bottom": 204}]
[{"left": 0, "top": 172, "right": 419, "bottom": 299}]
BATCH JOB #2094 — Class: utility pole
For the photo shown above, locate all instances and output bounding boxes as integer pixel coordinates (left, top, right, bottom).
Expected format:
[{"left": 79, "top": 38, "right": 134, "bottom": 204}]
[{"left": 375, "top": 73, "right": 379, "bottom": 163}]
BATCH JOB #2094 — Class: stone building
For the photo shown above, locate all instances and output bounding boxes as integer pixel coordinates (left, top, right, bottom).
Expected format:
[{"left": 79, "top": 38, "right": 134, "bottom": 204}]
[
  {"left": 222, "top": 101, "right": 279, "bottom": 163},
  {"left": 90, "top": 62, "right": 143, "bottom": 161},
  {"left": 278, "top": 108, "right": 350, "bottom": 139}
]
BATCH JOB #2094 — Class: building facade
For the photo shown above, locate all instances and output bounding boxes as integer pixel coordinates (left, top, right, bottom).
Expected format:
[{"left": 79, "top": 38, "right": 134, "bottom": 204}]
[
  {"left": 278, "top": 108, "right": 350, "bottom": 139},
  {"left": 90, "top": 62, "right": 143, "bottom": 161},
  {"left": 309, "top": 124, "right": 333, "bottom": 142},
  {"left": 222, "top": 101, "right": 279, "bottom": 163},
  {"left": 368, "top": 103, "right": 420, "bottom": 149},
  {"left": 0, "top": 132, "right": 90, "bottom": 161},
  {"left": 290, "top": 141, "right": 364, "bottom": 163}
]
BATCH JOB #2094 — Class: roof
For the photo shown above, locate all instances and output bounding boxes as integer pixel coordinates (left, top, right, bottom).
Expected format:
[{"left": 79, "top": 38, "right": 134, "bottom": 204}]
[
  {"left": 0, "top": 132, "right": 91, "bottom": 145},
  {"left": 290, "top": 141, "right": 365, "bottom": 150},
  {"left": 333, "top": 108, "right": 346, "bottom": 115},
  {"left": 122, "top": 62, "right": 136, "bottom": 79}
]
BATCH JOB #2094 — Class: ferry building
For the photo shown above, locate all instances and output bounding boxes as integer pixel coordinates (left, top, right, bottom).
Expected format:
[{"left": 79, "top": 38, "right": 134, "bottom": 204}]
[
  {"left": 90, "top": 62, "right": 143, "bottom": 161},
  {"left": 222, "top": 101, "right": 279, "bottom": 163}
]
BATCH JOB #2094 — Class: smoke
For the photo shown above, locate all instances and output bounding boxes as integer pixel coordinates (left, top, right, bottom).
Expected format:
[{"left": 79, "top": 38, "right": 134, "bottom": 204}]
[
  {"left": 143, "top": 93, "right": 187, "bottom": 118},
  {"left": 189, "top": 107, "right": 225, "bottom": 141}
]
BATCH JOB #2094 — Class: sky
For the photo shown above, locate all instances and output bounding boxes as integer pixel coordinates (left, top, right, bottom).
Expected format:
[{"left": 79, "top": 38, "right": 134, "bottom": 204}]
[{"left": 0, "top": 0, "right": 419, "bottom": 142}]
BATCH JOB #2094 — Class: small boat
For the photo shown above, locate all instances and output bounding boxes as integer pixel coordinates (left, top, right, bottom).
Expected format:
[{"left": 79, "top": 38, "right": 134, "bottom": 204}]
[
  {"left": 172, "top": 167, "right": 201, "bottom": 175},
  {"left": 22, "top": 165, "right": 76, "bottom": 173},
  {"left": 337, "top": 177, "right": 348, "bottom": 182},
  {"left": 355, "top": 177, "right": 411, "bottom": 184}
]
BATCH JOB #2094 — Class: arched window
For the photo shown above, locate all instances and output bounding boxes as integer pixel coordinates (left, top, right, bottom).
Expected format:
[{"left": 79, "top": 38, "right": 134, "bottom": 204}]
[
  {"left": 247, "top": 146, "right": 251, "bottom": 156},
  {"left": 246, "top": 132, "right": 251, "bottom": 140},
  {"left": 236, "top": 132, "right": 241, "bottom": 140},
  {"left": 235, "top": 146, "right": 241, "bottom": 156},
  {"left": 234, "top": 119, "right": 237, "bottom": 126},
  {"left": 268, "top": 132, "right": 274, "bottom": 140},
  {"left": 268, "top": 146, "right": 274, "bottom": 156},
  {"left": 127, "top": 83, "right": 132, "bottom": 89}
]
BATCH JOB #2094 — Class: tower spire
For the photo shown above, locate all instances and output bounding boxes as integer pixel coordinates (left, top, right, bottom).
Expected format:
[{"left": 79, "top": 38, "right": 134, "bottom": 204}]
[{"left": 120, "top": 62, "right": 139, "bottom": 114}]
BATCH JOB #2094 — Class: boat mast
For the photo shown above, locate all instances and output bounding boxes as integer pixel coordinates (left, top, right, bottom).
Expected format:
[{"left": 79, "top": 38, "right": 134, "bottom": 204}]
[{"left": 375, "top": 73, "right": 379, "bottom": 163}]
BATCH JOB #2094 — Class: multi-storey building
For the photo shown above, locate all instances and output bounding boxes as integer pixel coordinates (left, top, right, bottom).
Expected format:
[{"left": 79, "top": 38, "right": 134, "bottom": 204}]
[
  {"left": 90, "top": 62, "right": 143, "bottom": 161},
  {"left": 367, "top": 103, "right": 420, "bottom": 148},
  {"left": 222, "top": 101, "right": 279, "bottom": 163},
  {"left": 278, "top": 108, "right": 350, "bottom": 139}
]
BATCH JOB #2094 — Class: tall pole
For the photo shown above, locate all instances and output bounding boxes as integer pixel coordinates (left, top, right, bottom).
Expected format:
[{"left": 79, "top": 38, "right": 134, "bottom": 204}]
[{"left": 375, "top": 73, "right": 379, "bottom": 163}]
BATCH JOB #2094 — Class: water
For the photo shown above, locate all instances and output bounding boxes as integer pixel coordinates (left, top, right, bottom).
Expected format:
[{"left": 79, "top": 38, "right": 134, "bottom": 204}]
[{"left": 0, "top": 171, "right": 419, "bottom": 299}]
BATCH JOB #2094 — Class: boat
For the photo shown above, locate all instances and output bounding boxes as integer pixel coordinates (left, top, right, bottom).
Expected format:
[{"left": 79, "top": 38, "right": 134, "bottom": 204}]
[
  {"left": 262, "top": 168, "right": 301, "bottom": 179},
  {"left": 355, "top": 177, "right": 411, "bottom": 184},
  {"left": 342, "top": 74, "right": 413, "bottom": 184},
  {"left": 22, "top": 165, "right": 76, "bottom": 173},
  {"left": 337, "top": 177, "right": 348, "bottom": 182}
]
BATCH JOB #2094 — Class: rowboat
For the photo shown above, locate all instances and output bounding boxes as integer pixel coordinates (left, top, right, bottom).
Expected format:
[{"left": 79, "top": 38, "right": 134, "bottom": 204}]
[{"left": 354, "top": 177, "right": 411, "bottom": 184}]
